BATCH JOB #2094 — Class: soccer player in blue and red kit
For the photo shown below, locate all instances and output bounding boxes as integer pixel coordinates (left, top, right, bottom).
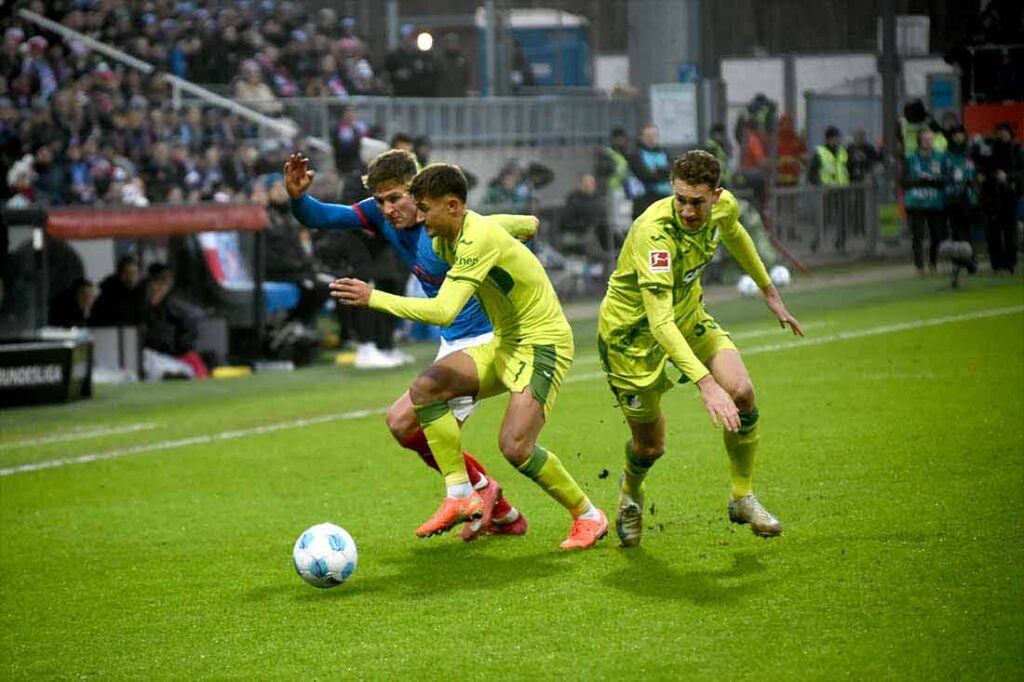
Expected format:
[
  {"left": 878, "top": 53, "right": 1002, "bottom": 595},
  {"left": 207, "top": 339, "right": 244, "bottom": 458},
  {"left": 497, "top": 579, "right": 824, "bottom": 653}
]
[{"left": 284, "top": 149, "right": 534, "bottom": 540}]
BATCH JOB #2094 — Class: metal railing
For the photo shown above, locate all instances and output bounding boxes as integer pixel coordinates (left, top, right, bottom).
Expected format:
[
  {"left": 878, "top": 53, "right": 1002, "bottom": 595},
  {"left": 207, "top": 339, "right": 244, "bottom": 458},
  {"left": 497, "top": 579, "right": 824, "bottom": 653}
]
[
  {"left": 271, "top": 95, "right": 639, "bottom": 148},
  {"left": 763, "top": 182, "right": 882, "bottom": 260}
]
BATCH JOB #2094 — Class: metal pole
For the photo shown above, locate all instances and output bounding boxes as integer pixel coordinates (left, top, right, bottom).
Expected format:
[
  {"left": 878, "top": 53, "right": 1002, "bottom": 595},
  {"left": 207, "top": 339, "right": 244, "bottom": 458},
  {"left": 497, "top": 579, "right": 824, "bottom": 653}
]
[
  {"left": 484, "top": 0, "right": 496, "bottom": 97},
  {"left": 253, "top": 230, "right": 265, "bottom": 357},
  {"left": 387, "top": 0, "right": 399, "bottom": 52},
  {"left": 881, "top": 0, "right": 899, "bottom": 190}
]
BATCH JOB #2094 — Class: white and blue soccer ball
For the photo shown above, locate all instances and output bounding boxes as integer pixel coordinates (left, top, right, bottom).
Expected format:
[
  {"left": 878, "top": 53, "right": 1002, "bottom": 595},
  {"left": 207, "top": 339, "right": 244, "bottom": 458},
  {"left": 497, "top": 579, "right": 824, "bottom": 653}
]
[
  {"left": 292, "top": 523, "right": 358, "bottom": 589},
  {"left": 737, "top": 274, "right": 760, "bottom": 297},
  {"left": 770, "top": 265, "right": 792, "bottom": 288}
]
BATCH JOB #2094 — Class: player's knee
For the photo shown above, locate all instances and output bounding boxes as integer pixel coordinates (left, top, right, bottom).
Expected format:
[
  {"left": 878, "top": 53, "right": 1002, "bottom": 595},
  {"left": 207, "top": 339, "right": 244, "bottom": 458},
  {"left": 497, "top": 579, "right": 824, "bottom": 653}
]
[
  {"left": 498, "top": 431, "right": 534, "bottom": 466},
  {"left": 385, "top": 401, "right": 417, "bottom": 442},
  {"left": 409, "top": 369, "right": 451, "bottom": 404},
  {"left": 730, "top": 380, "right": 756, "bottom": 413}
]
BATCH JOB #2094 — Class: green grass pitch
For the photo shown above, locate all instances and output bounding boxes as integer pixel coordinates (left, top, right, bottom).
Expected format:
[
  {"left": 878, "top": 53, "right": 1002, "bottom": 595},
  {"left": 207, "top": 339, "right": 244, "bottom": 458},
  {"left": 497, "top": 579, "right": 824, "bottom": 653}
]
[{"left": 2, "top": 273, "right": 1022, "bottom": 679}]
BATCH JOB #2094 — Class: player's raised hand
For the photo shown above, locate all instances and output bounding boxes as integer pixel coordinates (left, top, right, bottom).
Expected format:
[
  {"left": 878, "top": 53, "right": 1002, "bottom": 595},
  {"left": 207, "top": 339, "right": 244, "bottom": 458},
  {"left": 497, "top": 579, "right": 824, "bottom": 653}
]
[
  {"left": 762, "top": 285, "right": 804, "bottom": 337},
  {"left": 697, "top": 375, "right": 740, "bottom": 433},
  {"left": 329, "top": 278, "right": 372, "bottom": 307},
  {"left": 284, "top": 152, "right": 315, "bottom": 199}
]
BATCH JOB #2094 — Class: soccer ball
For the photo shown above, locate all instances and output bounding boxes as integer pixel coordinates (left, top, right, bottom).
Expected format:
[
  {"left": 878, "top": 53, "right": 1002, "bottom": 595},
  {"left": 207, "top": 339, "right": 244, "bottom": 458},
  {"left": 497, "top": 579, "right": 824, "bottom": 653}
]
[
  {"left": 770, "top": 265, "right": 792, "bottom": 288},
  {"left": 292, "top": 523, "right": 358, "bottom": 588},
  {"left": 736, "top": 275, "right": 760, "bottom": 297}
]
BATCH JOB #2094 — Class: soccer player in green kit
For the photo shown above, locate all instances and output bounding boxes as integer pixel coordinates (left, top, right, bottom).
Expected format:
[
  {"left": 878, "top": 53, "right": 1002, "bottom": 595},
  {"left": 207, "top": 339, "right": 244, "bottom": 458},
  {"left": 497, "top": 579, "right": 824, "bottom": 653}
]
[
  {"left": 598, "top": 150, "right": 804, "bottom": 547},
  {"left": 332, "top": 163, "right": 608, "bottom": 549}
]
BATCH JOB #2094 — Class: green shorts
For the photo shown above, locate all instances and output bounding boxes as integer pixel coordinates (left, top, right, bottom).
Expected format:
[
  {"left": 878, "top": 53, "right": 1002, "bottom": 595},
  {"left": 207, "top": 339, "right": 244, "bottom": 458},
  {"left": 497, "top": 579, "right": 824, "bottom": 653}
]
[
  {"left": 466, "top": 334, "right": 574, "bottom": 419},
  {"left": 600, "top": 313, "right": 736, "bottom": 424}
]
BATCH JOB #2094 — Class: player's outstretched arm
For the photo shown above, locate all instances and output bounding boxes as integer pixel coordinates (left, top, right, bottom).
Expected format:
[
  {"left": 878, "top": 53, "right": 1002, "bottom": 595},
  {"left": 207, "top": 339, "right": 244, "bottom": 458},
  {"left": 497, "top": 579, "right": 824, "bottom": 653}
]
[
  {"left": 640, "top": 287, "right": 740, "bottom": 432},
  {"left": 760, "top": 284, "right": 804, "bottom": 336},
  {"left": 286, "top": 153, "right": 374, "bottom": 232},
  {"left": 330, "top": 276, "right": 477, "bottom": 327}
]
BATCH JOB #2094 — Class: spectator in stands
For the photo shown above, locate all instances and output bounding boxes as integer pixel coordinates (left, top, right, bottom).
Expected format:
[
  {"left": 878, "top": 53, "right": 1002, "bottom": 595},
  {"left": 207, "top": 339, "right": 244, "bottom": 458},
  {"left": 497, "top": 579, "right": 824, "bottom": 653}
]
[
  {"left": 595, "top": 127, "right": 634, "bottom": 197},
  {"left": 775, "top": 114, "right": 805, "bottom": 186},
  {"left": 264, "top": 173, "right": 330, "bottom": 332},
  {"left": 234, "top": 59, "right": 282, "bottom": 116},
  {"left": 434, "top": 32, "right": 469, "bottom": 97},
  {"left": 736, "top": 118, "right": 769, "bottom": 206},
  {"left": 390, "top": 132, "right": 415, "bottom": 154},
  {"left": 630, "top": 123, "right": 671, "bottom": 218},
  {"left": 979, "top": 121, "right": 1022, "bottom": 274},
  {"left": 847, "top": 129, "right": 882, "bottom": 183},
  {"left": 141, "top": 262, "right": 209, "bottom": 380},
  {"left": 49, "top": 277, "right": 95, "bottom": 328},
  {"left": 904, "top": 129, "right": 948, "bottom": 274},
  {"left": 483, "top": 163, "right": 531, "bottom": 209},
  {"left": 32, "top": 144, "right": 69, "bottom": 206},
  {"left": 704, "top": 123, "right": 733, "bottom": 188},
  {"left": 562, "top": 173, "right": 611, "bottom": 263},
  {"left": 385, "top": 24, "right": 435, "bottom": 97},
  {"left": 332, "top": 105, "right": 368, "bottom": 176},
  {"left": 413, "top": 135, "right": 433, "bottom": 166},
  {"left": 90, "top": 253, "right": 143, "bottom": 326}
]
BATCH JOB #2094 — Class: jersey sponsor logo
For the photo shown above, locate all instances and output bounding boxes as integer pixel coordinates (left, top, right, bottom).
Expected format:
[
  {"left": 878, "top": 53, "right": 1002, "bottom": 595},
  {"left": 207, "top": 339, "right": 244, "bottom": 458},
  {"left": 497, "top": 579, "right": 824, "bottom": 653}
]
[
  {"left": 457, "top": 256, "right": 478, "bottom": 267},
  {"left": 648, "top": 250, "right": 671, "bottom": 273}
]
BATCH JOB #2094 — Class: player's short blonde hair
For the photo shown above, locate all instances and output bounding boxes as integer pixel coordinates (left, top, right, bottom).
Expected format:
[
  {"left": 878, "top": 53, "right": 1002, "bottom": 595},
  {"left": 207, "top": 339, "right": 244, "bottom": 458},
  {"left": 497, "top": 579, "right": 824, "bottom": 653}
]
[
  {"left": 410, "top": 163, "right": 468, "bottom": 202},
  {"left": 362, "top": 149, "right": 418, "bottom": 191},
  {"left": 672, "top": 150, "right": 721, "bottom": 189}
]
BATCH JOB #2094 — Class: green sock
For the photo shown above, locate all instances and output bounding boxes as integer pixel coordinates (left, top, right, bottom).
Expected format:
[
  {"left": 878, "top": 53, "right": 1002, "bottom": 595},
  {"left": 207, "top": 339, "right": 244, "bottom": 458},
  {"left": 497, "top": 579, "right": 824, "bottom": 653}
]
[
  {"left": 724, "top": 408, "right": 760, "bottom": 499},
  {"left": 517, "top": 446, "right": 590, "bottom": 516},
  {"left": 622, "top": 441, "right": 658, "bottom": 500},
  {"left": 412, "top": 401, "right": 469, "bottom": 487}
]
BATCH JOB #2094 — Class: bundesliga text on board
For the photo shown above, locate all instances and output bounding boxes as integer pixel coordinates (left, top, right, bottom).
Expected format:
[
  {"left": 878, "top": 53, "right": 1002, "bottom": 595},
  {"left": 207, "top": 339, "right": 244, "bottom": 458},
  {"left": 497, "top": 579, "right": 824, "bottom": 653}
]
[{"left": 0, "top": 364, "right": 64, "bottom": 388}]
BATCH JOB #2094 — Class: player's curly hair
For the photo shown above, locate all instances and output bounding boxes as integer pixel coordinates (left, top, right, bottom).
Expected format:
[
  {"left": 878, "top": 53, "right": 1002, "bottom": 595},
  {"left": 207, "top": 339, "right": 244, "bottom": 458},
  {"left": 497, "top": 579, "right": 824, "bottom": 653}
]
[
  {"left": 409, "top": 163, "right": 468, "bottom": 202},
  {"left": 672, "top": 150, "right": 721, "bottom": 189},
  {"left": 362, "top": 149, "right": 418, "bottom": 191}
]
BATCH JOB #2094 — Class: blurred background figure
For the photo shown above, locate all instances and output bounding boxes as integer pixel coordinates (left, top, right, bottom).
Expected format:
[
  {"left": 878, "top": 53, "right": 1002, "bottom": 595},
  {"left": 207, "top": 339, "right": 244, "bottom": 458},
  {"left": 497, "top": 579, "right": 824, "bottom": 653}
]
[
  {"left": 48, "top": 276, "right": 95, "bottom": 328},
  {"left": 90, "top": 253, "right": 142, "bottom": 327},
  {"left": 979, "top": 122, "right": 1022, "bottom": 275},
  {"left": 560, "top": 173, "right": 611, "bottom": 266},
  {"left": 629, "top": 123, "right": 671, "bottom": 218},
  {"left": 903, "top": 129, "right": 948, "bottom": 274}
]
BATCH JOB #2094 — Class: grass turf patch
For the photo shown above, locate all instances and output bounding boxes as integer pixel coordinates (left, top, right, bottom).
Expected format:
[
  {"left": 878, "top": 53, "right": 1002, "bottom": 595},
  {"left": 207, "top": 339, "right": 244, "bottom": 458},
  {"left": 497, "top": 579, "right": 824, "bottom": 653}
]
[{"left": 1, "top": 273, "right": 1022, "bottom": 678}]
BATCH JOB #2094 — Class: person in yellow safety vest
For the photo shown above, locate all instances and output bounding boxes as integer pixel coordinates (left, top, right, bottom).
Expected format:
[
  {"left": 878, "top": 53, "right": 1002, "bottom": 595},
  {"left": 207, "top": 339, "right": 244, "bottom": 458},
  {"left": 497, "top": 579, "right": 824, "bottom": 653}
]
[
  {"left": 808, "top": 126, "right": 849, "bottom": 186},
  {"left": 899, "top": 99, "right": 948, "bottom": 156},
  {"left": 594, "top": 127, "right": 635, "bottom": 196},
  {"left": 704, "top": 123, "right": 733, "bottom": 187}
]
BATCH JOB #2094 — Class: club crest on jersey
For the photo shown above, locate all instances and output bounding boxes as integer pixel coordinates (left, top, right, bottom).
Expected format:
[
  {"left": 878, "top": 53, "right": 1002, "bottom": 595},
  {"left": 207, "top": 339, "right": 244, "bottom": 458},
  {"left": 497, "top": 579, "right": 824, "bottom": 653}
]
[{"left": 648, "top": 250, "right": 671, "bottom": 272}]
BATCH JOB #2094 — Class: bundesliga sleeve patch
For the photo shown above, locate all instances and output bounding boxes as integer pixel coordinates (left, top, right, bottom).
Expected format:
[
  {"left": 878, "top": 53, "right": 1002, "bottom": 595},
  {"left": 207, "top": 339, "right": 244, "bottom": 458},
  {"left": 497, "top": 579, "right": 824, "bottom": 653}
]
[{"left": 648, "top": 250, "right": 671, "bottom": 273}]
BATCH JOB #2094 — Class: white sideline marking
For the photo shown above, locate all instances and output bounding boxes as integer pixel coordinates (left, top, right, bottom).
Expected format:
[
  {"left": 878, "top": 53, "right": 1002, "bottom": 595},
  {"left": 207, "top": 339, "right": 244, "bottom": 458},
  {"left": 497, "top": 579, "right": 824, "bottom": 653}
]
[
  {"left": 0, "top": 422, "right": 159, "bottom": 450},
  {"left": 0, "top": 409, "right": 387, "bottom": 477},
  {"left": 2, "top": 305, "right": 1021, "bottom": 479}
]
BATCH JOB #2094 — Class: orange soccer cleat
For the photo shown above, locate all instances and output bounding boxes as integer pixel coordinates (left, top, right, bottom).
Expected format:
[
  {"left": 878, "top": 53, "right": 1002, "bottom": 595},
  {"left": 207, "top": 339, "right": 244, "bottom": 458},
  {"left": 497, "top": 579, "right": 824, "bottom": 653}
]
[
  {"left": 415, "top": 492, "right": 485, "bottom": 538},
  {"left": 559, "top": 508, "right": 609, "bottom": 550}
]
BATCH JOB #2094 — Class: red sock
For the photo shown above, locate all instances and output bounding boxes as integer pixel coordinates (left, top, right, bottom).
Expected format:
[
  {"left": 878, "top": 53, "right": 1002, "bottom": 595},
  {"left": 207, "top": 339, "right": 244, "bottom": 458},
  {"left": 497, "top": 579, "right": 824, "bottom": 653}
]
[
  {"left": 462, "top": 451, "right": 487, "bottom": 488},
  {"left": 400, "top": 428, "right": 439, "bottom": 472},
  {"left": 492, "top": 493, "right": 513, "bottom": 519}
]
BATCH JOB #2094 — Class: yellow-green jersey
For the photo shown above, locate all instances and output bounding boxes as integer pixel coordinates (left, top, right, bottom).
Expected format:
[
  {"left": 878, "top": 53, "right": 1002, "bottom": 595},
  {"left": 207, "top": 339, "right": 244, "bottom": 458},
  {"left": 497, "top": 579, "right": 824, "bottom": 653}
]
[
  {"left": 368, "top": 210, "right": 570, "bottom": 344},
  {"left": 598, "top": 189, "right": 771, "bottom": 388}
]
